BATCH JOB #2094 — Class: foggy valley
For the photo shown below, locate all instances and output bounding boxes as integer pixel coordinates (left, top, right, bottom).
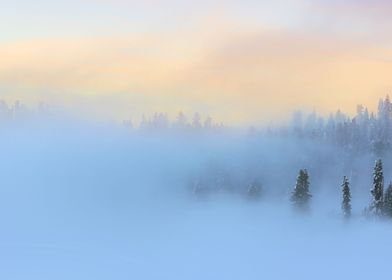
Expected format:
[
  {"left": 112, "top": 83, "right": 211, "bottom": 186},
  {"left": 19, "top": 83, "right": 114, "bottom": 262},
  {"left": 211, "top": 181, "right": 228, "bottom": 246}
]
[{"left": 0, "top": 97, "right": 391, "bottom": 279}]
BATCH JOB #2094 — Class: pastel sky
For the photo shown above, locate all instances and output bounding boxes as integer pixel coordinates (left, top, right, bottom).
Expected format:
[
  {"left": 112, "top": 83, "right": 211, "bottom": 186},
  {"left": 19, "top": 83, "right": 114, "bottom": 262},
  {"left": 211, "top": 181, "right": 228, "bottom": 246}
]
[{"left": 1, "top": 0, "right": 392, "bottom": 123}]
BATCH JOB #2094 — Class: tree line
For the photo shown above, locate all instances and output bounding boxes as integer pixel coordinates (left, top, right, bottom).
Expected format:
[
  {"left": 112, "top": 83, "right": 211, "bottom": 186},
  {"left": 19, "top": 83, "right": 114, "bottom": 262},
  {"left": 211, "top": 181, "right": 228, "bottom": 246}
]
[
  {"left": 263, "top": 95, "right": 392, "bottom": 156},
  {"left": 291, "top": 159, "right": 392, "bottom": 220}
]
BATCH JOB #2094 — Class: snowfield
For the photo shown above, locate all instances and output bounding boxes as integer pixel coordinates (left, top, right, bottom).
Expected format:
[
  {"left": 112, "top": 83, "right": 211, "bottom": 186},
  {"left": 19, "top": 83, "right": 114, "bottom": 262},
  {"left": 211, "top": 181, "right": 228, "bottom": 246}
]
[{"left": 0, "top": 121, "right": 391, "bottom": 280}]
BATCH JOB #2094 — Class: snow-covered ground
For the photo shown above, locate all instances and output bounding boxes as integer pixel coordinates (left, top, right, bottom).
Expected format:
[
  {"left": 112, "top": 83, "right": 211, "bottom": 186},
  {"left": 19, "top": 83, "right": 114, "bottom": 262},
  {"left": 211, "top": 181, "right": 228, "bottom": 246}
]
[{"left": 0, "top": 122, "right": 390, "bottom": 280}]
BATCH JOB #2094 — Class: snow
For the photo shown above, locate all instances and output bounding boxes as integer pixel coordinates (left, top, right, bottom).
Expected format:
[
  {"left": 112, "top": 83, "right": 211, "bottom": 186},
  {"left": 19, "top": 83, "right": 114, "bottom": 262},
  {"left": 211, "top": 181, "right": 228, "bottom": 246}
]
[{"left": 0, "top": 119, "right": 391, "bottom": 280}]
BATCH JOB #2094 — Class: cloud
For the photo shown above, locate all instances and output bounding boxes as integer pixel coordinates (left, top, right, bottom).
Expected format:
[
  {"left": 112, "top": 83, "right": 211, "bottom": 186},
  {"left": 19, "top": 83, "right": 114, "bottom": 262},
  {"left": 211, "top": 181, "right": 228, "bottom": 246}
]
[
  {"left": 0, "top": 17, "right": 391, "bottom": 123},
  {"left": 307, "top": 0, "right": 392, "bottom": 42}
]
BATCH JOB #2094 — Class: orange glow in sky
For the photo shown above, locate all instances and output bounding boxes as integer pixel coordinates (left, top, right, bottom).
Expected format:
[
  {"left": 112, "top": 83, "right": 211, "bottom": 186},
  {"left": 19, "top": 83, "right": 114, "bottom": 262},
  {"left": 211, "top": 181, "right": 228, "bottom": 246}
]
[{"left": 1, "top": 0, "right": 391, "bottom": 123}]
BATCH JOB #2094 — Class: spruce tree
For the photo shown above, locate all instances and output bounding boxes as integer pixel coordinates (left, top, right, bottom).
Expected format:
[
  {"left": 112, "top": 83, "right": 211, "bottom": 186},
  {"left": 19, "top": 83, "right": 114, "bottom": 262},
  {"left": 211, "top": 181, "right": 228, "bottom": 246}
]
[
  {"left": 383, "top": 183, "right": 392, "bottom": 218},
  {"left": 290, "top": 169, "right": 312, "bottom": 212},
  {"left": 247, "top": 179, "right": 262, "bottom": 200},
  {"left": 371, "top": 159, "right": 384, "bottom": 216},
  {"left": 341, "top": 176, "right": 352, "bottom": 219}
]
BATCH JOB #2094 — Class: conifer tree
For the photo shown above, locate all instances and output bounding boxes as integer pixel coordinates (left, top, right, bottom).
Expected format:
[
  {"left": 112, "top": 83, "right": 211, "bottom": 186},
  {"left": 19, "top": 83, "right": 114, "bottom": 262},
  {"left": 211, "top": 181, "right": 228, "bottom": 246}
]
[
  {"left": 247, "top": 179, "right": 263, "bottom": 200},
  {"left": 290, "top": 169, "right": 312, "bottom": 212},
  {"left": 383, "top": 183, "right": 392, "bottom": 218},
  {"left": 341, "top": 176, "right": 352, "bottom": 219},
  {"left": 371, "top": 159, "right": 384, "bottom": 216}
]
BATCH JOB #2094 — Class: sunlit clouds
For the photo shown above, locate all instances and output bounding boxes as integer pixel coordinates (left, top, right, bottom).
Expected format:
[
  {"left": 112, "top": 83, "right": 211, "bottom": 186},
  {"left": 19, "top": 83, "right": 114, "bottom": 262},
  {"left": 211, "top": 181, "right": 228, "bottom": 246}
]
[{"left": 0, "top": 0, "right": 391, "bottom": 123}]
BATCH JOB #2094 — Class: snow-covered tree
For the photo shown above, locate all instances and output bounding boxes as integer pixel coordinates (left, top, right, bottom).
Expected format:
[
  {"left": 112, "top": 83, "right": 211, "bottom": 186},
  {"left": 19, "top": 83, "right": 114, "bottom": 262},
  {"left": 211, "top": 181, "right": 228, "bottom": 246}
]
[
  {"left": 341, "top": 176, "right": 352, "bottom": 219},
  {"left": 204, "top": 116, "right": 214, "bottom": 130},
  {"left": 262, "top": 95, "right": 392, "bottom": 155},
  {"left": 173, "top": 111, "right": 188, "bottom": 130},
  {"left": 371, "top": 159, "right": 384, "bottom": 216},
  {"left": 290, "top": 169, "right": 312, "bottom": 212},
  {"left": 383, "top": 183, "right": 392, "bottom": 218},
  {"left": 192, "top": 113, "right": 202, "bottom": 130},
  {"left": 247, "top": 180, "right": 263, "bottom": 200}
]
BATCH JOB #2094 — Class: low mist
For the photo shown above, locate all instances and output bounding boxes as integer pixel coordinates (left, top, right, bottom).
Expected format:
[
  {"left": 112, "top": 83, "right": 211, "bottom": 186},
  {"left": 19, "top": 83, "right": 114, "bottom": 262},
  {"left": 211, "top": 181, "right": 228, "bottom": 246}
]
[{"left": 0, "top": 101, "right": 391, "bottom": 280}]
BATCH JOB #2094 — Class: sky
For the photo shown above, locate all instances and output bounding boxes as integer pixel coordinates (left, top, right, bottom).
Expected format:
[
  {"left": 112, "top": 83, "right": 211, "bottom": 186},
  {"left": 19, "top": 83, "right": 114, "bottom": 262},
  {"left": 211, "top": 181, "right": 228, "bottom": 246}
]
[{"left": 1, "top": 0, "right": 392, "bottom": 124}]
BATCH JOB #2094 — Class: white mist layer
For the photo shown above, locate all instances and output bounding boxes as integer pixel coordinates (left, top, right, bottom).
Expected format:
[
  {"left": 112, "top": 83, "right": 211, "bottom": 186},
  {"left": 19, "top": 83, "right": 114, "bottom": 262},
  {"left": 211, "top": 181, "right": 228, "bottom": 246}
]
[{"left": 0, "top": 120, "right": 390, "bottom": 280}]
